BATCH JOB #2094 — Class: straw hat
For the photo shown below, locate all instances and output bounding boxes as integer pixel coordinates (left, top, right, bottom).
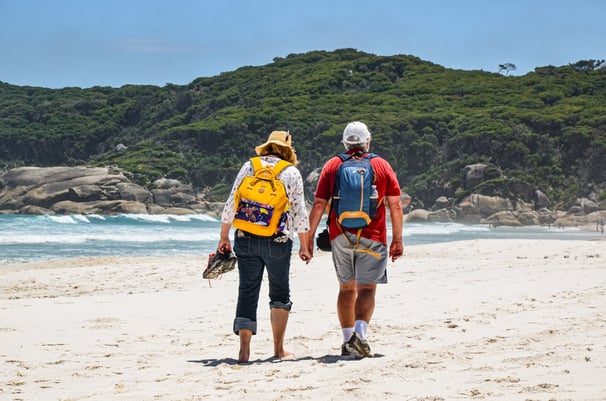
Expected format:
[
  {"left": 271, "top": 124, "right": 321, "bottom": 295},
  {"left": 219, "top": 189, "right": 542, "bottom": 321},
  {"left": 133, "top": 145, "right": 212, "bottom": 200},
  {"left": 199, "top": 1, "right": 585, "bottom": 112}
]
[{"left": 255, "top": 131, "right": 297, "bottom": 164}]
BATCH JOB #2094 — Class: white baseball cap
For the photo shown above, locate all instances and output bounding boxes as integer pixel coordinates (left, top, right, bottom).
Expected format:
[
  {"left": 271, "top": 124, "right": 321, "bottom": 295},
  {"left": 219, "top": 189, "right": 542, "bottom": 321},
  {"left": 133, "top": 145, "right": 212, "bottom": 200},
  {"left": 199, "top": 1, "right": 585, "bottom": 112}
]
[{"left": 342, "top": 121, "right": 371, "bottom": 146}]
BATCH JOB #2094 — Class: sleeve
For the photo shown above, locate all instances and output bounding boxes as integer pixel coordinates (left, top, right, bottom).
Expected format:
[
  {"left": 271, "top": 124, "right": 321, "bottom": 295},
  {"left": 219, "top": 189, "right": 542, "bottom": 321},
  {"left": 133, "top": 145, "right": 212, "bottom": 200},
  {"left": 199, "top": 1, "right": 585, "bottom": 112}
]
[
  {"left": 372, "top": 157, "right": 401, "bottom": 197},
  {"left": 284, "top": 166, "right": 310, "bottom": 233},
  {"left": 383, "top": 159, "right": 401, "bottom": 197},
  {"left": 220, "top": 162, "right": 252, "bottom": 225}
]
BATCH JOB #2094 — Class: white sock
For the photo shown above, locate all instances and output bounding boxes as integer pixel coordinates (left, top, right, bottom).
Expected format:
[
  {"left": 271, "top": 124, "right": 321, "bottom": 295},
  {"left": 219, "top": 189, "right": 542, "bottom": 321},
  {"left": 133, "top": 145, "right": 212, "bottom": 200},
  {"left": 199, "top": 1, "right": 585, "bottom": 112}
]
[
  {"left": 342, "top": 327, "right": 354, "bottom": 343},
  {"left": 354, "top": 320, "right": 369, "bottom": 340}
]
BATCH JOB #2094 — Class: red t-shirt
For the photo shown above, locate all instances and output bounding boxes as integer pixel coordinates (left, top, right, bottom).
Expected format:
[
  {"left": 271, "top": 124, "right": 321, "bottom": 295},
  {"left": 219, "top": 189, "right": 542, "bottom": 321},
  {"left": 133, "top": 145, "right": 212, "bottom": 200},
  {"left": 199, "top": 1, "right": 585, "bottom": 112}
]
[{"left": 315, "top": 151, "right": 401, "bottom": 244}]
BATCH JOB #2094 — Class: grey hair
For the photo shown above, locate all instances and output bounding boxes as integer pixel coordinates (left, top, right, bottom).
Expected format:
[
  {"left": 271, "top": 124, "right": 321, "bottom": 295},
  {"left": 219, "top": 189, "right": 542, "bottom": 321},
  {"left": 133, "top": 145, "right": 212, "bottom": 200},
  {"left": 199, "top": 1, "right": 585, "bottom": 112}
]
[{"left": 343, "top": 139, "right": 370, "bottom": 152}]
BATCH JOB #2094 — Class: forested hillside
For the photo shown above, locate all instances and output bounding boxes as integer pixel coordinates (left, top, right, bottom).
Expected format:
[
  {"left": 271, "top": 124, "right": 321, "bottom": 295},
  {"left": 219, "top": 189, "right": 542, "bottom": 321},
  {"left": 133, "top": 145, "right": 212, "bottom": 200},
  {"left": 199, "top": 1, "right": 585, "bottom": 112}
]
[{"left": 1, "top": 49, "right": 605, "bottom": 208}]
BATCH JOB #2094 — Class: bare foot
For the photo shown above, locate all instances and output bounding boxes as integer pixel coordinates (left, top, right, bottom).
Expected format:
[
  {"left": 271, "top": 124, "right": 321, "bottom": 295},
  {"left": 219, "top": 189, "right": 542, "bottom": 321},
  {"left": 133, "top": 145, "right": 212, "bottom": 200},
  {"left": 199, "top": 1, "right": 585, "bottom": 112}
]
[
  {"left": 238, "top": 329, "right": 252, "bottom": 364},
  {"left": 238, "top": 350, "right": 250, "bottom": 364},
  {"left": 274, "top": 350, "right": 295, "bottom": 360}
]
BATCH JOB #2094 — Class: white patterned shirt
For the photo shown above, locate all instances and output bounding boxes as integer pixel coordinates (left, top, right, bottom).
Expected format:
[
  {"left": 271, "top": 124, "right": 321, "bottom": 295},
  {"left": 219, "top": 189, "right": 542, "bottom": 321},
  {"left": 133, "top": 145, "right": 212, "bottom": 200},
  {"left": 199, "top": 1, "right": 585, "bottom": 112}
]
[{"left": 221, "top": 155, "right": 310, "bottom": 239}]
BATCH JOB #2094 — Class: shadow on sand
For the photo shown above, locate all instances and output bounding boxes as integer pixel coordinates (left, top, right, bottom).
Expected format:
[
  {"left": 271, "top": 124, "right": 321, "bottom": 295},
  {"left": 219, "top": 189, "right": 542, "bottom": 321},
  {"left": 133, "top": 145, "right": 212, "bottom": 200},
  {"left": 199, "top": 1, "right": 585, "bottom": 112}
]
[{"left": 188, "top": 353, "right": 383, "bottom": 367}]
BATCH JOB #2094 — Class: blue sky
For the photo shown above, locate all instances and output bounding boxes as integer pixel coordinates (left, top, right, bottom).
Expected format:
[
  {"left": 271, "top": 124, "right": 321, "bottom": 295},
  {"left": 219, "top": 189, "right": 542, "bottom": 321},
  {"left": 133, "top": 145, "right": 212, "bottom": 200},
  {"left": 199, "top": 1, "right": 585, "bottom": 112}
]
[{"left": 1, "top": 0, "right": 605, "bottom": 88}]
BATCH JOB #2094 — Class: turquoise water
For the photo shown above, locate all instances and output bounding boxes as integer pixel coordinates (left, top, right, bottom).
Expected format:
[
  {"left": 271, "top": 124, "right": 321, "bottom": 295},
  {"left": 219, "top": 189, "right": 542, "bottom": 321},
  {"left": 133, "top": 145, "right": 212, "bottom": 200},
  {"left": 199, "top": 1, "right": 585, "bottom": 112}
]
[
  {"left": 0, "top": 214, "right": 220, "bottom": 264},
  {"left": 0, "top": 213, "right": 603, "bottom": 265}
]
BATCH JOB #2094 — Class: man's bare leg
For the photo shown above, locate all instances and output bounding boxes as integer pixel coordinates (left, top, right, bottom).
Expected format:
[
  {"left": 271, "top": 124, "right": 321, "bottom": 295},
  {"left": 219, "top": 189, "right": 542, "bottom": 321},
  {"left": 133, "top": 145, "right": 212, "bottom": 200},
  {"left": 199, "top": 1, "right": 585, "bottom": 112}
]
[
  {"left": 238, "top": 329, "right": 253, "bottom": 363},
  {"left": 337, "top": 281, "right": 357, "bottom": 328},
  {"left": 270, "top": 308, "right": 293, "bottom": 359},
  {"left": 355, "top": 284, "right": 376, "bottom": 323}
]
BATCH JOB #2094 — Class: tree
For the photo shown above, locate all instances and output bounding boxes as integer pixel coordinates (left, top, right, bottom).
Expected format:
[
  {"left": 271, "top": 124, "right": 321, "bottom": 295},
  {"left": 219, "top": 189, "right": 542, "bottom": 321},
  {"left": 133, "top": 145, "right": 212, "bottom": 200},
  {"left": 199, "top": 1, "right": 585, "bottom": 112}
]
[
  {"left": 498, "top": 63, "right": 517, "bottom": 75},
  {"left": 570, "top": 59, "right": 605, "bottom": 72}
]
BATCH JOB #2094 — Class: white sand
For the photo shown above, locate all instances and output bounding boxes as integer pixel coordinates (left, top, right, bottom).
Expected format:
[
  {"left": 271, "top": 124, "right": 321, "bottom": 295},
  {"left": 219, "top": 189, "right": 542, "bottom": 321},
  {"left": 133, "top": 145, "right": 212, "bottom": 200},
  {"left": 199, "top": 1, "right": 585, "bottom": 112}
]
[{"left": 1, "top": 239, "right": 605, "bottom": 401}]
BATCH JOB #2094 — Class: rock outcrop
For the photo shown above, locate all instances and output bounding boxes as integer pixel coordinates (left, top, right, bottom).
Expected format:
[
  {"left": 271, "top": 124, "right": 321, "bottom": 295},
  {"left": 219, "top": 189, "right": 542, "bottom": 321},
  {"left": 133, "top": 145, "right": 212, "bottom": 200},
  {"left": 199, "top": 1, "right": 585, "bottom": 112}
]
[
  {"left": 403, "top": 193, "right": 603, "bottom": 228},
  {"left": 0, "top": 166, "right": 222, "bottom": 216},
  {"left": 399, "top": 161, "right": 604, "bottom": 227}
]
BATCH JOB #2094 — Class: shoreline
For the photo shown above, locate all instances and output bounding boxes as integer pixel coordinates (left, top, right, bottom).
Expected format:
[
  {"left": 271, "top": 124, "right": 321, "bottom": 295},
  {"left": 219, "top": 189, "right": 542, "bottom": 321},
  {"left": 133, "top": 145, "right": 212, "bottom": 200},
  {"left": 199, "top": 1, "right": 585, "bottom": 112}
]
[
  {"left": 1, "top": 239, "right": 605, "bottom": 400},
  {"left": 1, "top": 214, "right": 604, "bottom": 267}
]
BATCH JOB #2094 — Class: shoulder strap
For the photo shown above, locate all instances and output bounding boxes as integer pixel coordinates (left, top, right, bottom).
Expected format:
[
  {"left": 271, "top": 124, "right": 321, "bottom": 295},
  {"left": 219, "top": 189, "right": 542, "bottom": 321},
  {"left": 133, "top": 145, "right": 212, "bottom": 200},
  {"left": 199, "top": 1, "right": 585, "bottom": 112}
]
[
  {"left": 250, "top": 157, "right": 263, "bottom": 173},
  {"left": 337, "top": 153, "right": 350, "bottom": 162},
  {"left": 271, "top": 159, "right": 292, "bottom": 176}
]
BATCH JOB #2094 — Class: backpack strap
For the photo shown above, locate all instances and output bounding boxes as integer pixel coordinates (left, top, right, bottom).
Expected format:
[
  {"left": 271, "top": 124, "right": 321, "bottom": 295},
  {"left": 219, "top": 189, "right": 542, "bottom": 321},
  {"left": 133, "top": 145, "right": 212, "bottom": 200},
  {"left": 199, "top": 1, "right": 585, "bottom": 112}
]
[
  {"left": 250, "top": 157, "right": 263, "bottom": 173},
  {"left": 337, "top": 153, "right": 351, "bottom": 162},
  {"left": 332, "top": 153, "right": 349, "bottom": 197},
  {"left": 271, "top": 159, "right": 292, "bottom": 176}
]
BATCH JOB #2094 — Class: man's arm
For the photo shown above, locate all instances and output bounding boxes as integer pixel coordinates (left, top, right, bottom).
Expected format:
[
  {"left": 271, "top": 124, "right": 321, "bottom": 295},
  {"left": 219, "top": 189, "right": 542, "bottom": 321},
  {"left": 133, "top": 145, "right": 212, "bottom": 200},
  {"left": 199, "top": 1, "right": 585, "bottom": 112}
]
[{"left": 386, "top": 195, "right": 403, "bottom": 262}]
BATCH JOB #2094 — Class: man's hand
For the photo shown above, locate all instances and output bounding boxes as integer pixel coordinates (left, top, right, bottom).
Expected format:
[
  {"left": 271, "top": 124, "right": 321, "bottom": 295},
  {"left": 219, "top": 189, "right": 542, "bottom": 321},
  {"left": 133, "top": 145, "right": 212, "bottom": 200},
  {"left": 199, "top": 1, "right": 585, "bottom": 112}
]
[{"left": 389, "top": 240, "right": 403, "bottom": 262}]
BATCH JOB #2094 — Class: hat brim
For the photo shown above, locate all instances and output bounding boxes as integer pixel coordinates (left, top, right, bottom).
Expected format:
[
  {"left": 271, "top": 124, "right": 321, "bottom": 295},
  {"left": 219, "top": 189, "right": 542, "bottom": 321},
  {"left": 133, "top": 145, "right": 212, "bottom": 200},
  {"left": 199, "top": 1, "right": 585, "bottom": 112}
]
[
  {"left": 255, "top": 140, "right": 296, "bottom": 164},
  {"left": 255, "top": 140, "right": 293, "bottom": 155}
]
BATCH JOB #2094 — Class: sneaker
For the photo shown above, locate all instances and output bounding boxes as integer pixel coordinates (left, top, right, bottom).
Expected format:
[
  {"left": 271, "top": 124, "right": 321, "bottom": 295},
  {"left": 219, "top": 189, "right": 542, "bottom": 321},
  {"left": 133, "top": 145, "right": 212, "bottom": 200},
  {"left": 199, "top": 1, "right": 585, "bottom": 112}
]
[
  {"left": 203, "top": 250, "right": 237, "bottom": 279},
  {"left": 341, "top": 343, "right": 351, "bottom": 356},
  {"left": 345, "top": 332, "right": 372, "bottom": 358}
]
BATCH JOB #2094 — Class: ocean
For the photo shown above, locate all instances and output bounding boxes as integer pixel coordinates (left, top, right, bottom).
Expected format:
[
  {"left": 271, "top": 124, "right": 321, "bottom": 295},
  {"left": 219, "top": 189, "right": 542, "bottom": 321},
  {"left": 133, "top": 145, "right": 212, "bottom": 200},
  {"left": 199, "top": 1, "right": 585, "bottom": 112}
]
[{"left": 0, "top": 213, "right": 603, "bottom": 265}]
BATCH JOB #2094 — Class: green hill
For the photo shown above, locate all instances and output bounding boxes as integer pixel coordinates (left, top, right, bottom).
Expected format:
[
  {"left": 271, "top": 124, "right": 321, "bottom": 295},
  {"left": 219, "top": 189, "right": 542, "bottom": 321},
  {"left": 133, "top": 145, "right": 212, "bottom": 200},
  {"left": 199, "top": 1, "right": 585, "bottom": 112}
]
[{"left": 1, "top": 49, "right": 605, "bottom": 209}]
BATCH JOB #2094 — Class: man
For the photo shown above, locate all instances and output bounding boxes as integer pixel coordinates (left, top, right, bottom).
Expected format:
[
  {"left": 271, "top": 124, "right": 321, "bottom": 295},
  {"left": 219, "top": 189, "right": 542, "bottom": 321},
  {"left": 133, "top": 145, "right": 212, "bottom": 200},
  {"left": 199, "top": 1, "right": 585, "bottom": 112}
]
[
  {"left": 218, "top": 130, "right": 312, "bottom": 363},
  {"left": 308, "top": 121, "right": 403, "bottom": 358}
]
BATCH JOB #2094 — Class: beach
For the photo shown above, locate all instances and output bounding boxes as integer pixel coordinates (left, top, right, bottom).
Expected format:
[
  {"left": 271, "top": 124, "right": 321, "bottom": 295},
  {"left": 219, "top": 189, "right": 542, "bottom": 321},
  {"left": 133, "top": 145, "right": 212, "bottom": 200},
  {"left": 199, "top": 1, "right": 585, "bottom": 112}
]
[{"left": 1, "top": 239, "right": 605, "bottom": 401}]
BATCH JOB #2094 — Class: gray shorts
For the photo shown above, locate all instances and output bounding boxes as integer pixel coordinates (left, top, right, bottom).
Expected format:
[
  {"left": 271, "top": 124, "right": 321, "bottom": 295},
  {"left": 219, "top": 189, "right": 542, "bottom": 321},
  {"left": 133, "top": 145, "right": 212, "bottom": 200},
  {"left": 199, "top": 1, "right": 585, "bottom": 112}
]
[{"left": 331, "top": 232, "right": 388, "bottom": 285}]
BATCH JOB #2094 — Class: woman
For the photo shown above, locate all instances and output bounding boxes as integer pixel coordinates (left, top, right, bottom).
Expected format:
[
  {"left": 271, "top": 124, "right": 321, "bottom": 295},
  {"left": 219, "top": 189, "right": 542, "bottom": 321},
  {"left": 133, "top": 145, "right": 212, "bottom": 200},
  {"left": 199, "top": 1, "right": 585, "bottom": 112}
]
[{"left": 217, "top": 130, "right": 312, "bottom": 363}]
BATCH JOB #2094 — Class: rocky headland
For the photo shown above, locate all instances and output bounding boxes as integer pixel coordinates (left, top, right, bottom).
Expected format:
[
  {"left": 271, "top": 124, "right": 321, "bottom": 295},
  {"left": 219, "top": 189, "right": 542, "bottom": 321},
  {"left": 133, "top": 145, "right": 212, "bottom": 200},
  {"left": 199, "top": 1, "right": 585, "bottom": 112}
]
[
  {"left": 0, "top": 166, "right": 223, "bottom": 217},
  {"left": 399, "top": 162, "right": 604, "bottom": 229},
  {"left": 403, "top": 192, "right": 605, "bottom": 230}
]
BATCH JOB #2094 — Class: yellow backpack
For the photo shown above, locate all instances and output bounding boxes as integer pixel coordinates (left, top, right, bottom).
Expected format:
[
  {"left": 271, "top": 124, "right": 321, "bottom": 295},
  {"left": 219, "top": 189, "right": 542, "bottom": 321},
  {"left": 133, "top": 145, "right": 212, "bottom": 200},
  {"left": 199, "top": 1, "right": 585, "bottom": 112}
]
[{"left": 233, "top": 157, "right": 291, "bottom": 237}]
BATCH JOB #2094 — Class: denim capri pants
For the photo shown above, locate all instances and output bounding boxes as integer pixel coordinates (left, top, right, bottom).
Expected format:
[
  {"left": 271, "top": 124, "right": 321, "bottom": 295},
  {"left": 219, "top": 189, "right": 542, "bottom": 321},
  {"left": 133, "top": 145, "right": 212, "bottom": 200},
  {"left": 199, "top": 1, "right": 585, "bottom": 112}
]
[{"left": 232, "top": 230, "right": 293, "bottom": 335}]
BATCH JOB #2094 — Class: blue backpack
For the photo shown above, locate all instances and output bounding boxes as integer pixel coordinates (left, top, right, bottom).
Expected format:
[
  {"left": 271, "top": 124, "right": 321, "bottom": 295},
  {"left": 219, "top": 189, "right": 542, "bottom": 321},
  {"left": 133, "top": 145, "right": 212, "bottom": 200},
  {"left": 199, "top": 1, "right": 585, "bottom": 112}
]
[{"left": 332, "top": 152, "right": 379, "bottom": 229}]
